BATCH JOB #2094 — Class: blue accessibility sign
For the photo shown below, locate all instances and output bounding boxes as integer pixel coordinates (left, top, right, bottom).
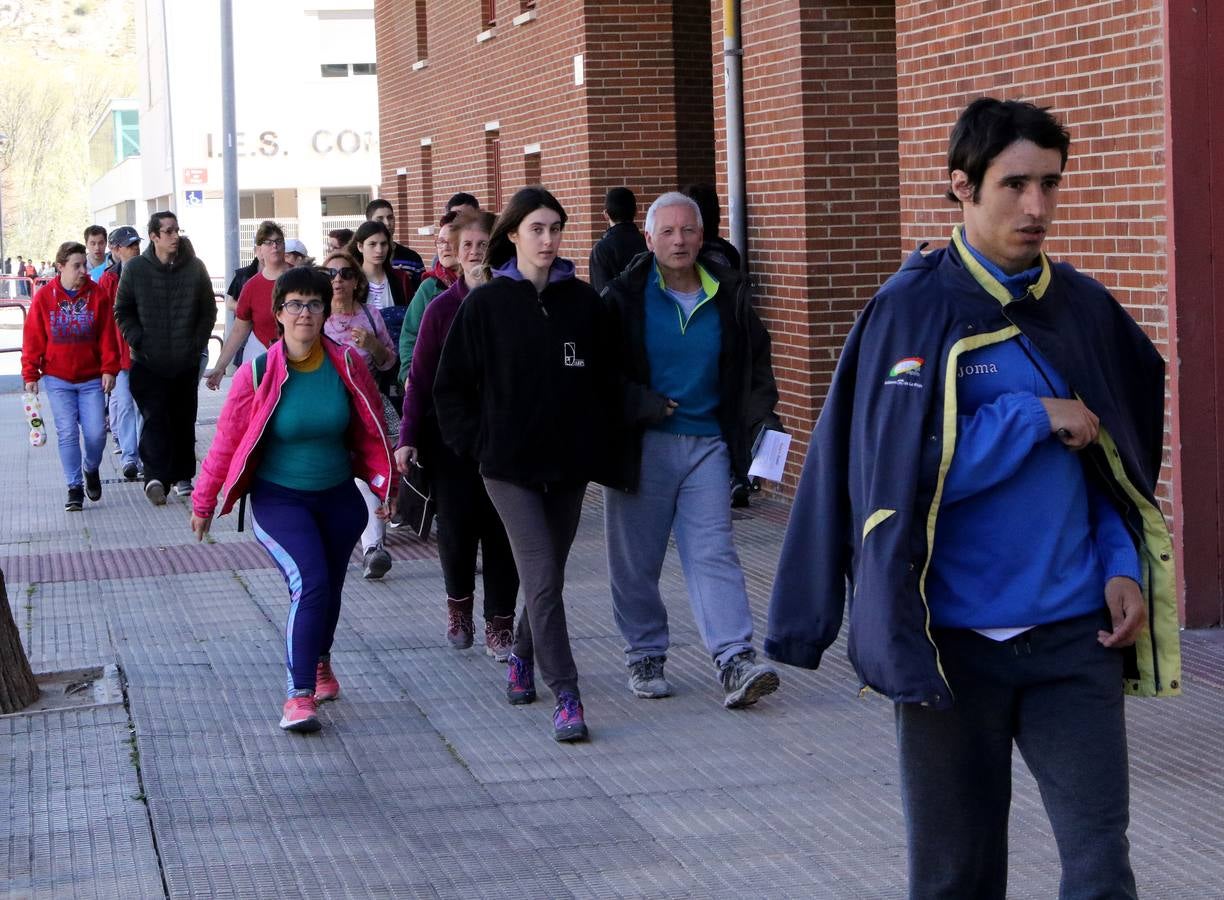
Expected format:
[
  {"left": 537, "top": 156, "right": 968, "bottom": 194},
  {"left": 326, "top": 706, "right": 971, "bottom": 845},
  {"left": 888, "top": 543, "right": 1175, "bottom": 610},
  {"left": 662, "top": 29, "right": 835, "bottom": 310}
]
[{"left": 185, "top": 190, "right": 204, "bottom": 207}]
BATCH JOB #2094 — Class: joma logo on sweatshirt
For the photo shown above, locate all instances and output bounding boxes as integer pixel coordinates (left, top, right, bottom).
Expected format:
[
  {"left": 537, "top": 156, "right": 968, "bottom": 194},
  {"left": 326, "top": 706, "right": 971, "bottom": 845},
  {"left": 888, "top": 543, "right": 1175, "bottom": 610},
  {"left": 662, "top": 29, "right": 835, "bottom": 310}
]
[
  {"left": 957, "top": 363, "right": 999, "bottom": 378},
  {"left": 564, "top": 342, "right": 585, "bottom": 368}
]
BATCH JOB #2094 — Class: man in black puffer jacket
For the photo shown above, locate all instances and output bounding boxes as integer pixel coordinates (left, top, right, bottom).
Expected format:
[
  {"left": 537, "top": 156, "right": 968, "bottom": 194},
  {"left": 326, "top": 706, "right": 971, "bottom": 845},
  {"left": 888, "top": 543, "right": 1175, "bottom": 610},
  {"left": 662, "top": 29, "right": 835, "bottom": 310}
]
[
  {"left": 115, "top": 211, "right": 216, "bottom": 506},
  {"left": 601, "top": 191, "right": 783, "bottom": 710}
]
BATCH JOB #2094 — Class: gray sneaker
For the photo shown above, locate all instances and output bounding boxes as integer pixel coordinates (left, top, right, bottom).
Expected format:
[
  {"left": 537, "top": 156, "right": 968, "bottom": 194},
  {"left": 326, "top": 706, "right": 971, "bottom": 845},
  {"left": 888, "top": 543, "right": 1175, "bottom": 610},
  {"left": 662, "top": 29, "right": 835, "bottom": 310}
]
[
  {"left": 719, "top": 650, "right": 779, "bottom": 709},
  {"left": 362, "top": 543, "right": 392, "bottom": 580},
  {"left": 173, "top": 480, "right": 194, "bottom": 497},
  {"left": 145, "top": 479, "right": 167, "bottom": 506},
  {"left": 628, "top": 655, "right": 672, "bottom": 699}
]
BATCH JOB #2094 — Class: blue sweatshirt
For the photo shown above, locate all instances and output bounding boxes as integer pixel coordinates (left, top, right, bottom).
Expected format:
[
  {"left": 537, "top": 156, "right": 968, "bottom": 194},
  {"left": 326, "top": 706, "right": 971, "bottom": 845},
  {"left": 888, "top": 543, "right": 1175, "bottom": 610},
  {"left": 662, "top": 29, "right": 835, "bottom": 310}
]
[
  {"left": 926, "top": 239, "right": 1140, "bottom": 630},
  {"left": 644, "top": 263, "right": 722, "bottom": 436}
]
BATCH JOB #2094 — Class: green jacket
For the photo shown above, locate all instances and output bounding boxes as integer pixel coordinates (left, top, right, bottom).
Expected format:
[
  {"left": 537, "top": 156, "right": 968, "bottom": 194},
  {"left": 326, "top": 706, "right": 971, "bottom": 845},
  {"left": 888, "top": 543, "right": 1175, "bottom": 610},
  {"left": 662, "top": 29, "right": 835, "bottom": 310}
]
[{"left": 398, "top": 276, "right": 446, "bottom": 385}]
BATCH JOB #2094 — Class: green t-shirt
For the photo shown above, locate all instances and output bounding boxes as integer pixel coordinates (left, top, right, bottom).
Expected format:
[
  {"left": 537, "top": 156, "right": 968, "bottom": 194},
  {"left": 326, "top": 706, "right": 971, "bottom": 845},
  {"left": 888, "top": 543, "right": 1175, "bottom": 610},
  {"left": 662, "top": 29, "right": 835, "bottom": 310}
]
[{"left": 256, "top": 354, "right": 352, "bottom": 491}]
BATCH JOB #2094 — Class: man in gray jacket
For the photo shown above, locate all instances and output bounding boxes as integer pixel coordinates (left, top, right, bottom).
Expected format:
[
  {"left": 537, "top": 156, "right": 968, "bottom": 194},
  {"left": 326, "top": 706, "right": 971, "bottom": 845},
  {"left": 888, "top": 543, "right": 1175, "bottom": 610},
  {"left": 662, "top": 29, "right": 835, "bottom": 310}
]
[{"left": 114, "top": 211, "right": 216, "bottom": 506}]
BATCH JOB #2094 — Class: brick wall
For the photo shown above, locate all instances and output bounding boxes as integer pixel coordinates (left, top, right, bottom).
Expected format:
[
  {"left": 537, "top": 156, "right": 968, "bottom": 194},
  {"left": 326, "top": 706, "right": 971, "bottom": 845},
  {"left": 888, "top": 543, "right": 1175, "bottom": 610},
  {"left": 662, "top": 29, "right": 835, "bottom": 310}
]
[
  {"left": 711, "top": 0, "right": 902, "bottom": 492},
  {"left": 895, "top": 0, "right": 1173, "bottom": 515}
]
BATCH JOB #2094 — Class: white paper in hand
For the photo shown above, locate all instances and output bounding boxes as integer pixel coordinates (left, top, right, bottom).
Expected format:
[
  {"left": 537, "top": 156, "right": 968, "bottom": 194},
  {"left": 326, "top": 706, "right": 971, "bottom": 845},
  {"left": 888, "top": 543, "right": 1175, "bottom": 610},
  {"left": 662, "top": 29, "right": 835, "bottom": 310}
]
[{"left": 747, "top": 429, "right": 791, "bottom": 482}]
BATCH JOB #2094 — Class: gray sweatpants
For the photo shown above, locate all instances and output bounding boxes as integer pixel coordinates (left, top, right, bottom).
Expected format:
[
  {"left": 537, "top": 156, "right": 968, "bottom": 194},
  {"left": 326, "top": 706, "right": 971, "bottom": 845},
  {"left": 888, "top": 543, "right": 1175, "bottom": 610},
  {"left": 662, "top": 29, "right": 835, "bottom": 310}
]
[{"left": 482, "top": 478, "right": 586, "bottom": 699}]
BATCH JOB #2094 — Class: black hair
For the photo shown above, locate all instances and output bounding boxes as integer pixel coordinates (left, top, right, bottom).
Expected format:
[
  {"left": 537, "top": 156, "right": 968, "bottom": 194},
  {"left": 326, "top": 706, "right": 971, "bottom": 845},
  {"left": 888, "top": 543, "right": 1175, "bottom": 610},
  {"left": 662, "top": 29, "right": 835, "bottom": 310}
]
[
  {"left": 946, "top": 98, "right": 1071, "bottom": 203},
  {"left": 147, "top": 210, "right": 177, "bottom": 236},
  {"left": 485, "top": 186, "right": 567, "bottom": 275},
  {"left": 682, "top": 184, "right": 721, "bottom": 233},
  {"left": 365, "top": 198, "right": 394, "bottom": 219},
  {"left": 328, "top": 227, "right": 354, "bottom": 247},
  {"left": 271, "top": 266, "right": 334, "bottom": 335},
  {"left": 346, "top": 220, "right": 405, "bottom": 305},
  {"left": 83, "top": 225, "right": 107, "bottom": 242},
  {"left": 445, "top": 192, "right": 480, "bottom": 211},
  {"left": 604, "top": 187, "right": 637, "bottom": 223}
]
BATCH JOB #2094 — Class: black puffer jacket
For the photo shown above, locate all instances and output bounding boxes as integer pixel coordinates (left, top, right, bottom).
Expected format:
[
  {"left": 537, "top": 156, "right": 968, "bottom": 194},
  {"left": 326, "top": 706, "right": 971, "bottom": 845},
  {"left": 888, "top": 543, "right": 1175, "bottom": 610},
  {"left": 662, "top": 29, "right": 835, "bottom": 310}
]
[
  {"left": 601, "top": 252, "right": 781, "bottom": 492},
  {"left": 114, "top": 238, "right": 217, "bottom": 376}
]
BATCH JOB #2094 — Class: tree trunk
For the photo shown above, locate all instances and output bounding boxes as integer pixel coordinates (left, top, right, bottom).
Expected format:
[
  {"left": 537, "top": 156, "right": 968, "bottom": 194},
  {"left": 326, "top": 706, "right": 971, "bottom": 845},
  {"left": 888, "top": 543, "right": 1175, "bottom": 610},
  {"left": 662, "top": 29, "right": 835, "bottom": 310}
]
[{"left": 0, "top": 569, "right": 39, "bottom": 713}]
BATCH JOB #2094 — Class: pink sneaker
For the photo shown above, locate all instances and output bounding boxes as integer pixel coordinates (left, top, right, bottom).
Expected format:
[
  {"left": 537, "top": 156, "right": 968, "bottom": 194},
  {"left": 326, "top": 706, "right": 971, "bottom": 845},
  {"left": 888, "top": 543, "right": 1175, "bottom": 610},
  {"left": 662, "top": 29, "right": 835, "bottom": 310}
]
[
  {"left": 314, "top": 659, "right": 340, "bottom": 702},
  {"left": 279, "top": 695, "right": 321, "bottom": 732}
]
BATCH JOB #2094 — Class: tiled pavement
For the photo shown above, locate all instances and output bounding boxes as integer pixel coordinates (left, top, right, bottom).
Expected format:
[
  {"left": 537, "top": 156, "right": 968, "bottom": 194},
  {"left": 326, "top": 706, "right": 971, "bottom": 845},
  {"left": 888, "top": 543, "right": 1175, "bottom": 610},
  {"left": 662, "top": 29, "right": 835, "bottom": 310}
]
[{"left": 4, "top": 383, "right": 1224, "bottom": 899}]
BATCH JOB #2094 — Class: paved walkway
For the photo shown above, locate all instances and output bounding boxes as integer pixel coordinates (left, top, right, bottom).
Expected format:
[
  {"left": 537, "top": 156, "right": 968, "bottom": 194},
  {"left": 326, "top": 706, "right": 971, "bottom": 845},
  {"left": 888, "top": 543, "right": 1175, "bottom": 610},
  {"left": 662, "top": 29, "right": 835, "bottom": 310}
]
[{"left": 4, "top": 382, "right": 1224, "bottom": 898}]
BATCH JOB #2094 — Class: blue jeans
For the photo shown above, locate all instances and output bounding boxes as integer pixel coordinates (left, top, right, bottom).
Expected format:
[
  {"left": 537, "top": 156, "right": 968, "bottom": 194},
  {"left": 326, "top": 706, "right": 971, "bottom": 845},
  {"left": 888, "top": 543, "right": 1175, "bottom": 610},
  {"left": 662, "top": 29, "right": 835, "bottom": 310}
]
[
  {"left": 107, "top": 369, "right": 140, "bottom": 468},
  {"left": 42, "top": 375, "right": 107, "bottom": 489},
  {"left": 603, "top": 430, "right": 754, "bottom": 669}
]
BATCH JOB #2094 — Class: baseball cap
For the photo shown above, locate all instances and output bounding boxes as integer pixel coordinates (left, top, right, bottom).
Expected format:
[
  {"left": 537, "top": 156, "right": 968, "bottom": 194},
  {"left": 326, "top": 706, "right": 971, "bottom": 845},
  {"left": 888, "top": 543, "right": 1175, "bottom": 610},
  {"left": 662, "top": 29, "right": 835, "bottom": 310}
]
[
  {"left": 108, "top": 226, "right": 140, "bottom": 247},
  {"left": 284, "top": 239, "right": 308, "bottom": 256}
]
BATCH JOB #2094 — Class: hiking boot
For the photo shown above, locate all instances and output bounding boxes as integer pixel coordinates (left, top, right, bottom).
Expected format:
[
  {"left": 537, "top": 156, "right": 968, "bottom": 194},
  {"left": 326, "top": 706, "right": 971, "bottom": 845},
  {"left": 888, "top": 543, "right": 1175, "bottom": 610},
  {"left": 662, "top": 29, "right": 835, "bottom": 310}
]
[
  {"left": 719, "top": 650, "right": 780, "bottom": 709},
  {"left": 65, "top": 486, "right": 84, "bottom": 512},
  {"left": 145, "top": 479, "right": 166, "bottom": 506},
  {"left": 279, "top": 694, "right": 321, "bottom": 733},
  {"left": 362, "top": 543, "right": 392, "bottom": 579},
  {"left": 628, "top": 655, "right": 671, "bottom": 699},
  {"left": 552, "top": 691, "right": 588, "bottom": 742},
  {"left": 83, "top": 469, "right": 102, "bottom": 502},
  {"left": 122, "top": 463, "right": 139, "bottom": 481},
  {"left": 173, "top": 480, "right": 194, "bottom": 497},
  {"left": 484, "top": 615, "right": 514, "bottom": 662},
  {"left": 446, "top": 596, "right": 475, "bottom": 649},
  {"left": 506, "top": 653, "right": 536, "bottom": 705},
  {"left": 314, "top": 658, "right": 340, "bottom": 702}
]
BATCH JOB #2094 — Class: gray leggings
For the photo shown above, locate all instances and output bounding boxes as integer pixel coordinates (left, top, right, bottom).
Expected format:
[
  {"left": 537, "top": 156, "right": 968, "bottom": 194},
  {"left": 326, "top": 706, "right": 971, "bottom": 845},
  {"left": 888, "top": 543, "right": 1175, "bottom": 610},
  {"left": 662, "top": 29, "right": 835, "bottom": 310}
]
[{"left": 482, "top": 478, "right": 586, "bottom": 699}]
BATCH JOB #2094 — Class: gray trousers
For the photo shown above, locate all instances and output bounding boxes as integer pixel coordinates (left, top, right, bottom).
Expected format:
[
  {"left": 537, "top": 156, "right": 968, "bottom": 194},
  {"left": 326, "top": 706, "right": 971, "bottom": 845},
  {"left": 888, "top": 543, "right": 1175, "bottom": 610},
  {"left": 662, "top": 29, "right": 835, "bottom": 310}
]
[
  {"left": 483, "top": 478, "right": 586, "bottom": 699},
  {"left": 604, "top": 431, "right": 754, "bottom": 668},
  {"left": 896, "top": 609, "right": 1136, "bottom": 900}
]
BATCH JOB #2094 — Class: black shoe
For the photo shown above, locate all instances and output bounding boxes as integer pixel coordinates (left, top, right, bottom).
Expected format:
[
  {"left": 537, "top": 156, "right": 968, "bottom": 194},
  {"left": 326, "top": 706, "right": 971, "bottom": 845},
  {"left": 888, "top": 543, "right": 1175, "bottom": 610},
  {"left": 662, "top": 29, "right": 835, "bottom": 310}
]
[
  {"left": 145, "top": 479, "right": 166, "bottom": 506},
  {"left": 730, "top": 479, "right": 751, "bottom": 509},
  {"left": 122, "top": 463, "right": 139, "bottom": 481},
  {"left": 719, "top": 650, "right": 780, "bottom": 709},
  {"left": 65, "top": 487, "right": 84, "bottom": 512},
  {"left": 83, "top": 469, "right": 102, "bottom": 502}
]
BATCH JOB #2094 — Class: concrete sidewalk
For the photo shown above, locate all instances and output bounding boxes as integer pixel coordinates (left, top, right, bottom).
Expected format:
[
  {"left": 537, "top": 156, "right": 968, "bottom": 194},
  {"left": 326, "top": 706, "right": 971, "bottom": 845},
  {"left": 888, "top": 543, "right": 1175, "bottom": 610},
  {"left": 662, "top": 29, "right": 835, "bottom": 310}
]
[{"left": 4, "top": 383, "right": 1223, "bottom": 899}]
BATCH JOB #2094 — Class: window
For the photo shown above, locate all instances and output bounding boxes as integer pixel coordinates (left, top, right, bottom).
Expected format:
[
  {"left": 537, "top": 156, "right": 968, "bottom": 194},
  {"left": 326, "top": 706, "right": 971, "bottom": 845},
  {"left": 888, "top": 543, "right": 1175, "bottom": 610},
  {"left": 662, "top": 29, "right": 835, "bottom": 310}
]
[
  {"left": 419, "top": 142, "right": 434, "bottom": 227},
  {"left": 321, "top": 63, "right": 348, "bottom": 78},
  {"left": 485, "top": 130, "right": 503, "bottom": 211},
  {"left": 481, "top": 0, "right": 496, "bottom": 28},
  {"left": 415, "top": 0, "right": 428, "bottom": 60},
  {"left": 239, "top": 191, "right": 276, "bottom": 219},
  {"left": 352, "top": 62, "right": 377, "bottom": 75},
  {"left": 524, "top": 146, "right": 541, "bottom": 187}
]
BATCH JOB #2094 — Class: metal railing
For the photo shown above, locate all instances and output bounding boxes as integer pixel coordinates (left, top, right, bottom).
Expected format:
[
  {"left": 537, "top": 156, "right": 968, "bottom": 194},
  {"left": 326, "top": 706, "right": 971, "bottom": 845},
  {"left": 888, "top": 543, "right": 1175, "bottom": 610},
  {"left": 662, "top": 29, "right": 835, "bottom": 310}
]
[{"left": 0, "top": 299, "right": 27, "bottom": 354}]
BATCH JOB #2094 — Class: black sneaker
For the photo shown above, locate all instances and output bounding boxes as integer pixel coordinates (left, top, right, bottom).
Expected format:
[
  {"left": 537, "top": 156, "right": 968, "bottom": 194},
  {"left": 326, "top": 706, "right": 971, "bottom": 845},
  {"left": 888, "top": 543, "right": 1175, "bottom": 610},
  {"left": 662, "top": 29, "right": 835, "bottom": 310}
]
[
  {"left": 83, "top": 469, "right": 102, "bottom": 502},
  {"left": 628, "top": 655, "right": 671, "bottom": 699},
  {"left": 362, "top": 544, "right": 392, "bottom": 579},
  {"left": 145, "top": 479, "right": 166, "bottom": 506},
  {"left": 719, "top": 650, "right": 780, "bottom": 709},
  {"left": 65, "top": 487, "right": 84, "bottom": 512},
  {"left": 122, "top": 463, "right": 139, "bottom": 481}
]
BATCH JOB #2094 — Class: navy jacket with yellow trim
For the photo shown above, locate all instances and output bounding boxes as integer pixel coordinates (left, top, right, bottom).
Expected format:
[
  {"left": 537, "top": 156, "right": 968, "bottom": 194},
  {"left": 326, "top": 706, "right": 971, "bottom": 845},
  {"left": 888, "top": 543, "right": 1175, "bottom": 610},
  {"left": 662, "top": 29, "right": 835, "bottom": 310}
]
[{"left": 765, "top": 231, "right": 1180, "bottom": 709}]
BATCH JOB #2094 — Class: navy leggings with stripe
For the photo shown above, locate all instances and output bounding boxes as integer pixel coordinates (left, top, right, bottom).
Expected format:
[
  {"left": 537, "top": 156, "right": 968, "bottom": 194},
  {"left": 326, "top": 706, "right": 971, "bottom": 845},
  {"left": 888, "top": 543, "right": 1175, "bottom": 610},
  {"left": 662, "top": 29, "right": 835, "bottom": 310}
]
[{"left": 250, "top": 478, "right": 367, "bottom": 696}]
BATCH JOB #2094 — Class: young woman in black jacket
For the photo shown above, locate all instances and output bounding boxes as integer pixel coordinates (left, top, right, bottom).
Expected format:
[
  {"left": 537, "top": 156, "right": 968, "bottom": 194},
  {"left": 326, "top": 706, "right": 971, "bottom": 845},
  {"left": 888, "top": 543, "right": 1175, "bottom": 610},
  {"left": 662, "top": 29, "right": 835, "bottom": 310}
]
[{"left": 433, "top": 186, "right": 615, "bottom": 743}]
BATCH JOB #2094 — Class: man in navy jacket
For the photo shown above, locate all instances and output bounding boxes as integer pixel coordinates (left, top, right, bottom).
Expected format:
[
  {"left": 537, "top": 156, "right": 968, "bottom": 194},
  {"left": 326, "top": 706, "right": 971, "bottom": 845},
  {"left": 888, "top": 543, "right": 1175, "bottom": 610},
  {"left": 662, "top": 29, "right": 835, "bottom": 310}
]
[{"left": 767, "top": 99, "right": 1180, "bottom": 899}]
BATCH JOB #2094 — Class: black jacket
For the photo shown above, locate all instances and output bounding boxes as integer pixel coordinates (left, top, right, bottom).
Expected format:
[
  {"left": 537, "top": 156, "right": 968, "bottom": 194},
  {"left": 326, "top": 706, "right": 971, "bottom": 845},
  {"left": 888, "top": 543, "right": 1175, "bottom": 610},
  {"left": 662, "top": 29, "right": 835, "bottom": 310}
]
[
  {"left": 114, "top": 238, "right": 216, "bottom": 376},
  {"left": 588, "top": 222, "right": 647, "bottom": 293},
  {"left": 601, "top": 253, "right": 781, "bottom": 492},
  {"left": 433, "top": 263, "right": 616, "bottom": 488}
]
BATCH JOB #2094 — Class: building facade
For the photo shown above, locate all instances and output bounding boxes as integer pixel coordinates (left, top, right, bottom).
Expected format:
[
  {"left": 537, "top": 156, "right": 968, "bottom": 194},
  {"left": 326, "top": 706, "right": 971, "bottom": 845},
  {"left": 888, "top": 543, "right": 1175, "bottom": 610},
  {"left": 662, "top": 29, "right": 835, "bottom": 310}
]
[
  {"left": 374, "top": 1, "right": 1223, "bottom": 626},
  {"left": 90, "top": 0, "right": 384, "bottom": 278}
]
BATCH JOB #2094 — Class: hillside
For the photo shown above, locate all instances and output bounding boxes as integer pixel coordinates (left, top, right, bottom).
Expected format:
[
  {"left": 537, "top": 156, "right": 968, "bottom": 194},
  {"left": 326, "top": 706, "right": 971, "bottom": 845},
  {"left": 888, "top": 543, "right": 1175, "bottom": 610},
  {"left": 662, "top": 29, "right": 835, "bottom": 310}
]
[{"left": 0, "top": 0, "right": 137, "bottom": 262}]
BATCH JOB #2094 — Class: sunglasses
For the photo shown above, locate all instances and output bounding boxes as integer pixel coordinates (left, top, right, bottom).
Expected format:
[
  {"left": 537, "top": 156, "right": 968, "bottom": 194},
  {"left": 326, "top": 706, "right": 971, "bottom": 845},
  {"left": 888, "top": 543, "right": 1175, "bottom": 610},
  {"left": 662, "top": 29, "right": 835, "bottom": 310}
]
[{"left": 325, "top": 266, "right": 357, "bottom": 281}]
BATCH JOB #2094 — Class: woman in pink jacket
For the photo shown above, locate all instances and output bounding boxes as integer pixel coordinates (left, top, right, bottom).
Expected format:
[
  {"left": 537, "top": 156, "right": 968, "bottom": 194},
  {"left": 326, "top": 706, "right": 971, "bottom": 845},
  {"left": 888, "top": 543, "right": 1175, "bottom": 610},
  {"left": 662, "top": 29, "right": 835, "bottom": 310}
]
[{"left": 190, "top": 267, "right": 394, "bottom": 733}]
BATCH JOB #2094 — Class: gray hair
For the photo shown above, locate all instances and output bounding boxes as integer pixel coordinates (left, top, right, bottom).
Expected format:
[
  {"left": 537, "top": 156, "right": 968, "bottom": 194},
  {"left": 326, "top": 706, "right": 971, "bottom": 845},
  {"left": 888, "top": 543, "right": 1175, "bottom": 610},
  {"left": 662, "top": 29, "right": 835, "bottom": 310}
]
[{"left": 644, "top": 192, "right": 703, "bottom": 235}]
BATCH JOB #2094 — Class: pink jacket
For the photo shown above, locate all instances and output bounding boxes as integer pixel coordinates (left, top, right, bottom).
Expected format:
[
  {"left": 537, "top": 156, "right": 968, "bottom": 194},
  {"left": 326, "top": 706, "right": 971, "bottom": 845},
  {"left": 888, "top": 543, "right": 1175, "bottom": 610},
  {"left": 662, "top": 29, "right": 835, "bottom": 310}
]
[{"left": 193, "top": 337, "right": 394, "bottom": 519}]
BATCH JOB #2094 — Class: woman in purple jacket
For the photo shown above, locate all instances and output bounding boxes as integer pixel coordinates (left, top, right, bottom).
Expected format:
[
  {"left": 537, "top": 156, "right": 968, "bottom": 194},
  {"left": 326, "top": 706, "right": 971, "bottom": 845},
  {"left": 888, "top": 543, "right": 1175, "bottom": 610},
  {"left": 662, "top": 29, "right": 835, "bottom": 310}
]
[{"left": 396, "top": 210, "right": 519, "bottom": 660}]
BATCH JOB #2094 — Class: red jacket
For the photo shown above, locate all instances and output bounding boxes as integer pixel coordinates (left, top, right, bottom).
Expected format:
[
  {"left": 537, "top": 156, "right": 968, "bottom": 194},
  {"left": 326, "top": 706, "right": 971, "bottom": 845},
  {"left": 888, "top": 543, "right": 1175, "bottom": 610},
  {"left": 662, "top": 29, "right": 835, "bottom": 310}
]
[
  {"left": 193, "top": 337, "right": 395, "bottom": 519},
  {"left": 97, "top": 266, "right": 132, "bottom": 370},
  {"left": 21, "top": 276, "right": 121, "bottom": 384}
]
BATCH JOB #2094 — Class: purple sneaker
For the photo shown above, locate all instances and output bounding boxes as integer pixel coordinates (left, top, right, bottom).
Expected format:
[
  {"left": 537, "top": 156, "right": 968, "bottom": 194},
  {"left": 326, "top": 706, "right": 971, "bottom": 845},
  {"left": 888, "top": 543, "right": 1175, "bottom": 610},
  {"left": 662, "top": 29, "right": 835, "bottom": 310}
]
[
  {"left": 506, "top": 653, "right": 536, "bottom": 705},
  {"left": 552, "top": 691, "right": 588, "bottom": 742}
]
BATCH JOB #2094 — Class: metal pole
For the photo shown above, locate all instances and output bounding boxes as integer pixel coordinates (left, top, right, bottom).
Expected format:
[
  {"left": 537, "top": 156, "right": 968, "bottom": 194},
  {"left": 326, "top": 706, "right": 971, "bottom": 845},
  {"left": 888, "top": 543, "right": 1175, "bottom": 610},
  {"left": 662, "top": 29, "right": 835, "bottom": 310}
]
[
  {"left": 220, "top": 0, "right": 239, "bottom": 299},
  {"left": 0, "top": 133, "right": 7, "bottom": 277},
  {"left": 723, "top": 0, "right": 747, "bottom": 271}
]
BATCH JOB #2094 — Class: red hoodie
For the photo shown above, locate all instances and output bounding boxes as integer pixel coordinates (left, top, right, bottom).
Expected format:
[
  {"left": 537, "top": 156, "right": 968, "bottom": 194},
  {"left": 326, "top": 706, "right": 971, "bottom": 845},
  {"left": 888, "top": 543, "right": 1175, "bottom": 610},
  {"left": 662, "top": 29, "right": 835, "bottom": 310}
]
[
  {"left": 21, "top": 276, "right": 121, "bottom": 384},
  {"left": 97, "top": 265, "right": 132, "bottom": 370}
]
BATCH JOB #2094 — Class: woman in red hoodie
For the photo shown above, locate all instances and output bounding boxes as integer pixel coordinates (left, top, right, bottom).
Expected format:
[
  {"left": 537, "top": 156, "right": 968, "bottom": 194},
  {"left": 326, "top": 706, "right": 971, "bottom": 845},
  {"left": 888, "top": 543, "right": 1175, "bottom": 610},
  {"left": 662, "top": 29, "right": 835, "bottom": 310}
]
[{"left": 22, "top": 241, "right": 119, "bottom": 511}]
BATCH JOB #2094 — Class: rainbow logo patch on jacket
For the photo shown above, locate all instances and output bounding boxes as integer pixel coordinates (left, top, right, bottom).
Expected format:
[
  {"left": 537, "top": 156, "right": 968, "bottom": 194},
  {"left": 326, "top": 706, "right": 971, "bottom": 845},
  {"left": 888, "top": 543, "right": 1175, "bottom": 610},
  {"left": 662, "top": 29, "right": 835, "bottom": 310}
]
[{"left": 888, "top": 357, "right": 924, "bottom": 378}]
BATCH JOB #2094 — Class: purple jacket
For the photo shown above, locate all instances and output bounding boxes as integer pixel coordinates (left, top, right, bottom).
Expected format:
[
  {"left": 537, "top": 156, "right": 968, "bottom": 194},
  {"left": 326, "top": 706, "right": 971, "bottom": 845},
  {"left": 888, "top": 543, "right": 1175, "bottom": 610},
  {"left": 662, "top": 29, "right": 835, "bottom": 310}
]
[{"left": 399, "top": 276, "right": 471, "bottom": 449}]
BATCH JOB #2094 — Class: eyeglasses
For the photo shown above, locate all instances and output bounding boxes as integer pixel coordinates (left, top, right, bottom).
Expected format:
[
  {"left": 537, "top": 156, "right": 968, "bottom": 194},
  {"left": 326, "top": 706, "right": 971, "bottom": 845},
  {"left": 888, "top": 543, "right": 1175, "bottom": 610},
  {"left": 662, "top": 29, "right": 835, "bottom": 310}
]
[
  {"left": 325, "top": 266, "right": 357, "bottom": 281},
  {"left": 260, "top": 239, "right": 285, "bottom": 248},
  {"left": 282, "top": 299, "right": 324, "bottom": 315},
  {"left": 435, "top": 238, "right": 454, "bottom": 248}
]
